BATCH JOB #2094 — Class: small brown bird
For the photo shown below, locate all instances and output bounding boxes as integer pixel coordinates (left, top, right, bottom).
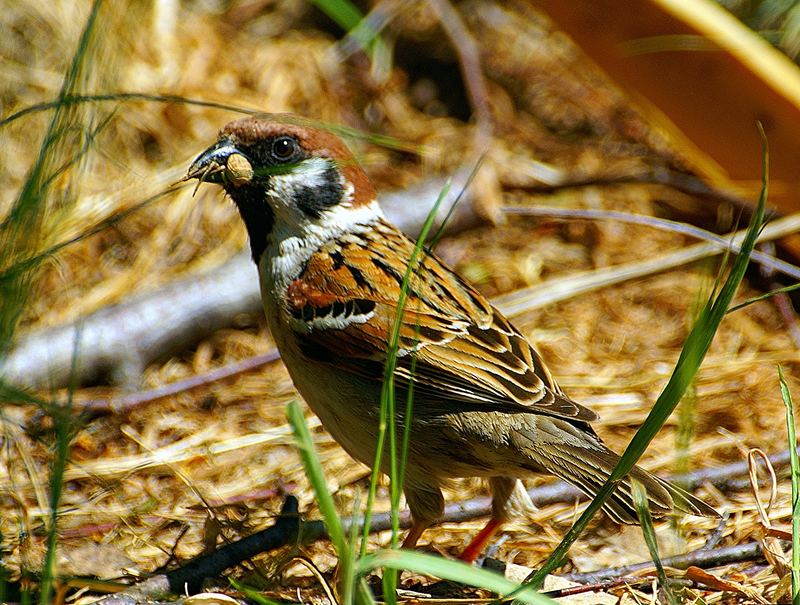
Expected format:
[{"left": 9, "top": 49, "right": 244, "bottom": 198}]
[{"left": 188, "top": 114, "right": 718, "bottom": 561}]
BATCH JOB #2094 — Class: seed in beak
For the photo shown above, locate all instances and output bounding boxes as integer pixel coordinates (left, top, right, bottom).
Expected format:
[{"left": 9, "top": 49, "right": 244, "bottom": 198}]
[{"left": 225, "top": 153, "right": 254, "bottom": 186}]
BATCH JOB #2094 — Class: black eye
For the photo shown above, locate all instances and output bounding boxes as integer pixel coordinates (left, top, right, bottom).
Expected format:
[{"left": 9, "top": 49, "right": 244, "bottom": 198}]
[{"left": 271, "top": 136, "right": 296, "bottom": 161}]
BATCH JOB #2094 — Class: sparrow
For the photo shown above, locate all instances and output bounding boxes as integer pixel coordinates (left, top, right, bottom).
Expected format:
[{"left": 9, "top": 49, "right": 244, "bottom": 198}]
[{"left": 187, "top": 114, "right": 718, "bottom": 562}]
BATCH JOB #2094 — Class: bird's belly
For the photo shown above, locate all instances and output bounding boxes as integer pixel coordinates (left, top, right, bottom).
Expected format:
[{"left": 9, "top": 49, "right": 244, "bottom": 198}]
[
  {"left": 275, "top": 338, "right": 524, "bottom": 483},
  {"left": 280, "top": 342, "right": 384, "bottom": 466}
]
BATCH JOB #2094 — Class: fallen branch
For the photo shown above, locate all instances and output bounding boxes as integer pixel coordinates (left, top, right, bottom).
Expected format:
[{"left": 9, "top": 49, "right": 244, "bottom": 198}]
[
  {"left": 79, "top": 350, "right": 281, "bottom": 417},
  {"left": 96, "top": 496, "right": 302, "bottom": 602},
  {"left": 1, "top": 171, "right": 484, "bottom": 390}
]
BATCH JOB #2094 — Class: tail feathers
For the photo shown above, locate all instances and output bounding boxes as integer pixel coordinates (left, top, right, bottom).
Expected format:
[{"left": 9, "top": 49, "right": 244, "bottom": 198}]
[{"left": 535, "top": 444, "right": 719, "bottom": 523}]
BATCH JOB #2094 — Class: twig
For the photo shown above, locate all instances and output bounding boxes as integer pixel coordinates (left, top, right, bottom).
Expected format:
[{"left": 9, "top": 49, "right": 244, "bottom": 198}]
[
  {"left": 562, "top": 542, "right": 765, "bottom": 584},
  {"left": 503, "top": 206, "right": 800, "bottom": 281},
  {"left": 79, "top": 350, "right": 280, "bottom": 417},
  {"left": 494, "top": 212, "right": 800, "bottom": 317},
  {"left": 97, "top": 496, "right": 302, "bottom": 601},
  {"left": 513, "top": 169, "right": 755, "bottom": 210},
  {"left": 426, "top": 0, "right": 493, "bottom": 146}
]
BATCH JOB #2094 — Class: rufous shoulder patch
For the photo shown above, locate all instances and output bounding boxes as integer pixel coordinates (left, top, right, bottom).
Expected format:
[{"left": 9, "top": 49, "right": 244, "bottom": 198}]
[{"left": 286, "top": 278, "right": 339, "bottom": 314}]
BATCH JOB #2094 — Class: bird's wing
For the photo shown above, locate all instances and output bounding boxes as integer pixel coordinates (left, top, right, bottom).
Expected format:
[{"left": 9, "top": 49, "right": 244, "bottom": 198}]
[{"left": 285, "top": 219, "right": 598, "bottom": 423}]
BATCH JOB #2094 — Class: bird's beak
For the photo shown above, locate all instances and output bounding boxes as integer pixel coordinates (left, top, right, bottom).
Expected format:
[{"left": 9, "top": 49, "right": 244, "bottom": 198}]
[
  {"left": 187, "top": 141, "right": 240, "bottom": 185},
  {"left": 186, "top": 141, "right": 255, "bottom": 196}
]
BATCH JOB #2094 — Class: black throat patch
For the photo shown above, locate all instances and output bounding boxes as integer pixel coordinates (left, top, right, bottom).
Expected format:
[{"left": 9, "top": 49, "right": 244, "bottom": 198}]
[{"left": 228, "top": 185, "right": 274, "bottom": 264}]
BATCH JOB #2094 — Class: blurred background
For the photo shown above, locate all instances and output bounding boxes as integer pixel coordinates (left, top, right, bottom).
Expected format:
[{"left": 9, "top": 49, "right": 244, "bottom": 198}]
[{"left": 3, "top": 0, "right": 800, "bottom": 602}]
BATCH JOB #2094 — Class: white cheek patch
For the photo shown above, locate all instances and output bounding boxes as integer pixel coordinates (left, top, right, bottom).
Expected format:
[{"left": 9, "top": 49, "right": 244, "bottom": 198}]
[
  {"left": 342, "top": 181, "right": 355, "bottom": 205},
  {"left": 268, "top": 157, "right": 332, "bottom": 212}
]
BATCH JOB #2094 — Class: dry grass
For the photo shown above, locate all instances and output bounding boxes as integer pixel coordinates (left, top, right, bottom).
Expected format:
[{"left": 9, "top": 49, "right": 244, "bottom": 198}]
[{"left": 2, "top": 0, "right": 799, "bottom": 602}]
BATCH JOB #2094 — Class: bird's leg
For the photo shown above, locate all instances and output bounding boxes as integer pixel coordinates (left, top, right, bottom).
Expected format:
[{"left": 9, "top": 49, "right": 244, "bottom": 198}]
[
  {"left": 403, "top": 485, "right": 444, "bottom": 550},
  {"left": 459, "top": 517, "right": 504, "bottom": 562},
  {"left": 459, "top": 476, "right": 520, "bottom": 563},
  {"left": 401, "top": 521, "right": 430, "bottom": 549}
]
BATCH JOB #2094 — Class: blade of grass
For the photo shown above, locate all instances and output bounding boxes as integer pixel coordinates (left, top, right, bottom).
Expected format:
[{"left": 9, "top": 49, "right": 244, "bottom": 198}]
[
  {"left": 286, "top": 400, "right": 345, "bottom": 529},
  {"left": 377, "top": 168, "right": 481, "bottom": 601},
  {"left": 397, "top": 159, "right": 485, "bottom": 495},
  {"left": 308, "top": 0, "right": 388, "bottom": 61},
  {"left": 287, "top": 400, "right": 376, "bottom": 605},
  {"left": 309, "top": 0, "right": 365, "bottom": 35},
  {"left": 0, "top": 0, "right": 103, "bottom": 355},
  {"left": 675, "top": 384, "right": 696, "bottom": 481},
  {"left": 632, "top": 480, "right": 679, "bottom": 605},
  {"left": 1, "top": 94, "right": 418, "bottom": 153},
  {"left": 286, "top": 402, "right": 348, "bottom": 583},
  {"left": 727, "top": 281, "right": 800, "bottom": 313},
  {"left": 8, "top": 2, "right": 108, "bottom": 602},
  {"left": 38, "top": 322, "right": 84, "bottom": 604},
  {"left": 358, "top": 180, "right": 451, "bottom": 560},
  {"left": 229, "top": 578, "right": 293, "bottom": 605},
  {"left": 505, "top": 126, "right": 769, "bottom": 602},
  {"left": 779, "top": 366, "right": 800, "bottom": 605},
  {"left": 374, "top": 180, "right": 450, "bottom": 603},
  {"left": 357, "top": 550, "right": 557, "bottom": 605},
  {"left": 675, "top": 270, "right": 713, "bottom": 486},
  {"left": 38, "top": 392, "right": 75, "bottom": 604},
  {"left": 386, "top": 179, "right": 451, "bottom": 522}
]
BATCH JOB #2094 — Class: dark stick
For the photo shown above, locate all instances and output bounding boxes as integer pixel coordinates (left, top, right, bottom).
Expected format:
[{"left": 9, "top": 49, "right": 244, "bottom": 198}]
[{"left": 106, "top": 496, "right": 303, "bottom": 601}]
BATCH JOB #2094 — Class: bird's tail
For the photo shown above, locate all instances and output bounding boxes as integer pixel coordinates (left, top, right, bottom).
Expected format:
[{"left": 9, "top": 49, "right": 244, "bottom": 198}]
[{"left": 522, "top": 422, "right": 719, "bottom": 523}]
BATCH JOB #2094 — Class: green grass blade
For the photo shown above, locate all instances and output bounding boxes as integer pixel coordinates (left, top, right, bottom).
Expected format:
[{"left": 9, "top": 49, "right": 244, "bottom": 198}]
[
  {"left": 288, "top": 400, "right": 374, "bottom": 604},
  {"left": 356, "top": 550, "right": 557, "bottom": 605},
  {"left": 2, "top": 94, "right": 420, "bottom": 155},
  {"left": 779, "top": 367, "right": 800, "bottom": 605},
  {"left": 632, "top": 480, "right": 679, "bottom": 605},
  {"left": 308, "top": 0, "right": 387, "bottom": 61},
  {"left": 0, "top": 19, "right": 101, "bottom": 353},
  {"left": 387, "top": 179, "right": 451, "bottom": 511},
  {"left": 38, "top": 400, "right": 73, "bottom": 605},
  {"left": 379, "top": 180, "right": 451, "bottom": 603},
  {"left": 286, "top": 401, "right": 347, "bottom": 554},
  {"left": 727, "top": 281, "right": 800, "bottom": 314},
  {"left": 359, "top": 181, "right": 451, "bottom": 556},
  {"left": 506, "top": 128, "right": 769, "bottom": 601},
  {"left": 229, "top": 578, "right": 295, "bottom": 605},
  {"left": 7, "top": 3, "right": 108, "bottom": 602},
  {"left": 309, "top": 0, "right": 363, "bottom": 32}
]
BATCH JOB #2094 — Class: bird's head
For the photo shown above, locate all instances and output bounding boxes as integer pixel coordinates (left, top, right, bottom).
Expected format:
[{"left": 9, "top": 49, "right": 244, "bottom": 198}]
[{"left": 188, "top": 114, "right": 378, "bottom": 262}]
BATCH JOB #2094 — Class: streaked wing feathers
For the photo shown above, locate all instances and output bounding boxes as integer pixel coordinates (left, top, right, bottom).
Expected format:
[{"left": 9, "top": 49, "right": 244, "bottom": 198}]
[{"left": 288, "top": 219, "right": 598, "bottom": 423}]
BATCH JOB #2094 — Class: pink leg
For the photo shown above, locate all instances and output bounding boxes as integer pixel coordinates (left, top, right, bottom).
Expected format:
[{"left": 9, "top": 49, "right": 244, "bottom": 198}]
[
  {"left": 402, "top": 521, "right": 429, "bottom": 549},
  {"left": 459, "top": 517, "right": 503, "bottom": 563}
]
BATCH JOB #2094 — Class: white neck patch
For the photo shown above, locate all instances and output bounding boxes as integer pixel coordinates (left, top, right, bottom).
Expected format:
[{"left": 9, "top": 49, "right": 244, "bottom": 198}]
[{"left": 259, "top": 158, "right": 383, "bottom": 301}]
